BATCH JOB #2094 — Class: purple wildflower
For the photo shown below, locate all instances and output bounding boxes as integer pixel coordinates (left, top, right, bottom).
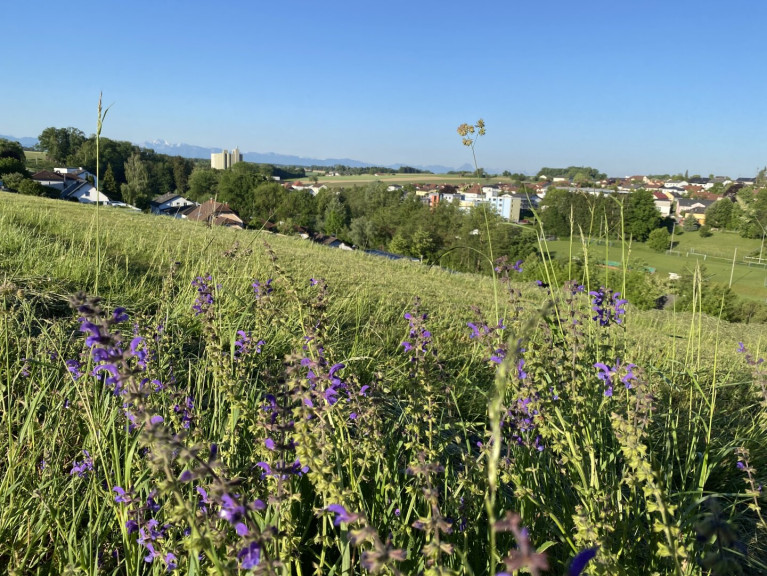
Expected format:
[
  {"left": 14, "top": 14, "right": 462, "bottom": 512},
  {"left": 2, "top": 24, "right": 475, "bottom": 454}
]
[
  {"left": 238, "top": 541, "right": 261, "bottom": 569},
  {"left": 113, "top": 486, "right": 130, "bottom": 503},
  {"left": 65, "top": 359, "right": 82, "bottom": 380},
  {"left": 252, "top": 278, "right": 273, "bottom": 300},
  {"left": 219, "top": 493, "right": 246, "bottom": 524},
  {"left": 327, "top": 504, "right": 361, "bottom": 526},
  {"left": 191, "top": 275, "right": 214, "bottom": 316},
  {"left": 165, "top": 552, "right": 178, "bottom": 571},
  {"left": 569, "top": 547, "right": 598, "bottom": 576},
  {"left": 70, "top": 450, "right": 94, "bottom": 478},
  {"left": 517, "top": 358, "right": 527, "bottom": 379},
  {"left": 589, "top": 287, "right": 627, "bottom": 327},
  {"left": 594, "top": 360, "right": 636, "bottom": 396}
]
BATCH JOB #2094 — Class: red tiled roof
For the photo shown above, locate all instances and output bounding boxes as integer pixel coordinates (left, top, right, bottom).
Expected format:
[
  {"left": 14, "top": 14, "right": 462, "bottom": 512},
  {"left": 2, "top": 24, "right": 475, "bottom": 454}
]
[
  {"left": 32, "top": 170, "right": 64, "bottom": 181},
  {"left": 186, "top": 199, "right": 242, "bottom": 225}
]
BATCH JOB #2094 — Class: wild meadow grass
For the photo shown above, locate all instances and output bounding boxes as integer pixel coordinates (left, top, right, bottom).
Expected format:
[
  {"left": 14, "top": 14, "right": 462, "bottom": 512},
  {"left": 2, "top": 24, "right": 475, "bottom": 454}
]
[{"left": 0, "top": 191, "right": 765, "bottom": 575}]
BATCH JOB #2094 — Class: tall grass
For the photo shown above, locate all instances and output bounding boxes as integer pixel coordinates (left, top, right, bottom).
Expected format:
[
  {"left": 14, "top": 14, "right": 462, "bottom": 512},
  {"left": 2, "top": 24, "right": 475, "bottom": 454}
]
[{"left": 0, "top": 192, "right": 765, "bottom": 575}]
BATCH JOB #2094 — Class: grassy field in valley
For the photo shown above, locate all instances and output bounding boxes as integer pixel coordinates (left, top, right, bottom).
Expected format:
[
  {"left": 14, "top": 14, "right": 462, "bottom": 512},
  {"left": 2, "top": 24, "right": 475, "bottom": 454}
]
[
  {"left": 1, "top": 191, "right": 765, "bottom": 575},
  {"left": 545, "top": 230, "right": 767, "bottom": 302},
  {"left": 312, "top": 173, "right": 516, "bottom": 188}
]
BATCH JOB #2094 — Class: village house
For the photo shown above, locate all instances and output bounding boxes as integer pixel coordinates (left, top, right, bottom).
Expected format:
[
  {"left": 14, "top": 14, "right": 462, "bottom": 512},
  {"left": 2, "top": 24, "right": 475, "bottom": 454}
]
[
  {"left": 31, "top": 168, "right": 110, "bottom": 204},
  {"left": 150, "top": 193, "right": 198, "bottom": 217},
  {"left": 652, "top": 191, "right": 673, "bottom": 217},
  {"left": 185, "top": 199, "right": 243, "bottom": 229},
  {"left": 675, "top": 198, "right": 713, "bottom": 224}
]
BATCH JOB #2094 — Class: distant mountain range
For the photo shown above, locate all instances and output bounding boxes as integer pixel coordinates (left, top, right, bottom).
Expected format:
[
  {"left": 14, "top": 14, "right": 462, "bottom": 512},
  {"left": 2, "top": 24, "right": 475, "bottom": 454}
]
[
  {"left": 1, "top": 133, "right": 473, "bottom": 174},
  {"left": 140, "top": 139, "right": 472, "bottom": 174},
  {"left": 1, "top": 134, "right": 39, "bottom": 148}
]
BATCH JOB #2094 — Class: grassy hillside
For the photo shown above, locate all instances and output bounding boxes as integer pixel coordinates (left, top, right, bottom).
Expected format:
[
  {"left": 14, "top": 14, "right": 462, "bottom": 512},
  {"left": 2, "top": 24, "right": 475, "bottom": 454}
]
[{"left": 1, "top": 191, "right": 765, "bottom": 575}]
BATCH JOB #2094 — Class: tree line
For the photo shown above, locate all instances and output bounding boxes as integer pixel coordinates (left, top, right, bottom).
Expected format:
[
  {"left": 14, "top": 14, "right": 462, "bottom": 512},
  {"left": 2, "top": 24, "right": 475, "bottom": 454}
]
[{"left": 1, "top": 128, "right": 310, "bottom": 209}]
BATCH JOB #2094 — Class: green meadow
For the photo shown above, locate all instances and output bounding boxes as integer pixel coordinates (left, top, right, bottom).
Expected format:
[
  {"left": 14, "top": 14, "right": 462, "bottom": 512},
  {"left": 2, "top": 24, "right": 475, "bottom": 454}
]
[
  {"left": 1, "top": 191, "right": 765, "bottom": 575},
  {"left": 545, "top": 230, "right": 767, "bottom": 302},
  {"left": 313, "top": 174, "right": 517, "bottom": 188}
]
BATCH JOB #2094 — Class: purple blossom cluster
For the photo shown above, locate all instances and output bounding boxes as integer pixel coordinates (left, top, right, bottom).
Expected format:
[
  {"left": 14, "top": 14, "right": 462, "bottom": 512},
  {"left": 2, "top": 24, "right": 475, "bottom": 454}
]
[
  {"left": 73, "top": 298, "right": 146, "bottom": 400},
  {"left": 173, "top": 396, "right": 194, "bottom": 429},
  {"left": 256, "top": 391, "right": 308, "bottom": 481},
  {"left": 252, "top": 278, "right": 273, "bottom": 301},
  {"left": 467, "top": 313, "right": 508, "bottom": 365},
  {"left": 594, "top": 360, "right": 636, "bottom": 397},
  {"left": 494, "top": 256, "right": 524, "bottom": 275},
  {"left": 401, "top": 302, "right": 433, "bottom": 362},
  {"left": 70, "top": 450, "right": 94, "bottom": 478},
  {"left": 589, "top": 287, "right": 627, "bottom": 327},
  {"left": 112, "top": 486, "right": 178, "bottom": 570},
  {"left": 233, "top": 330, "right": 264, "bottom": 361},
  {"left": 190, "top": 486, "right": 267, "bottom": 568},
  {"left": 504, "top": 394, "right": 544, "bottom": 452},
  {"left": 191, "top": 275, "right": 215, "bottom": 316}
]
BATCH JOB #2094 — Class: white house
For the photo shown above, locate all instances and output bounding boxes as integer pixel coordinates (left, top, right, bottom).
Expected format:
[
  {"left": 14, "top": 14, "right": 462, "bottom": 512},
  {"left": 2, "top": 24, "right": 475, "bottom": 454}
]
[
  {"left": 61, "top": 181, "right": 110, "bottom": 203},
  {"left": 31, "top": 170, "right": 66, "bottom": 190},
  {"left": 652, "top": 192, "right": 673, "bottom": 217},
  {"left": 150, "top": 193, "right": 198, "bottom": 216}
]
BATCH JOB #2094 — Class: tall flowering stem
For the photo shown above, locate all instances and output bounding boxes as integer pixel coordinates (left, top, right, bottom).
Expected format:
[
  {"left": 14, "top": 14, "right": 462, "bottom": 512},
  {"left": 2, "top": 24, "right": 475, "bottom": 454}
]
[
  {"left": 457, "top": 118, "right": 486, "bottom": 177},
  {"left": 94, "top": 92, "right": 111, "bottom": 295}
]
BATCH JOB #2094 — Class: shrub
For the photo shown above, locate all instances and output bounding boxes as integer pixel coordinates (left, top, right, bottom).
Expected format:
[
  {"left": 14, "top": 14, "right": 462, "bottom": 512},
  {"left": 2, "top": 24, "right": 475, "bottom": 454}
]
[{"left": 647, "top": 227, "right": 670, "bottom": 252}]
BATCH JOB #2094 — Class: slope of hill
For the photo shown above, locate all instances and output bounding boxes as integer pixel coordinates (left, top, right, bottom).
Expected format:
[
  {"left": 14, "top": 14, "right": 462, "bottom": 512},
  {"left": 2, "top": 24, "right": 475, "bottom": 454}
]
[{"left": 1, "top": 190, "right": 764, "bottom": 575}]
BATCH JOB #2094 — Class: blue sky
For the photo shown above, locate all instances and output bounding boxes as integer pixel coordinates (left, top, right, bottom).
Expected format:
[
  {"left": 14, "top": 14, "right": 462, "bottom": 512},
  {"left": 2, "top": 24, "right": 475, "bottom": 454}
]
[{"left": 3, "top": 0, "right": 767, "bottom": 176}]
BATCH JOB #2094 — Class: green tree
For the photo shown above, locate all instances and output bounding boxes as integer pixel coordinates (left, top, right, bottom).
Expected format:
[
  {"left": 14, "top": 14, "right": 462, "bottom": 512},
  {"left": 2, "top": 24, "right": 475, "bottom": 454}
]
[
  {"left": 188, "top": 168, "right": 220, "bottom": 202},
  {"left": 389, "top": 233, "right": 410, "bottom": 256},
  {"left": 250, "top": 182, "right": 284, "bottom": 223},
  {"left": 277, "top": 189, "right": 316, "bottom": 230},
  {"left": 411, "top": 228, "right": 437, "bottom": 262},
  {"left": 704, "top": 199, "right": 733, "bottom": 229},
  {"left": 1, "top": 172, "right": 26, "bottom": 191},
  {"left": 698, "top": 224, "right": 712, "bottom": 238},
  {"left": 624, "top": 189, "right": 661, "bottom": 241},
  {"left": 0, "top": 157, "right": 29, "bottom": 178},
  {"left": 17, "top": 178, "right": 47, "bottom": 196},
  {"left": 349, "top": 216, "right": 377, "bottom": 249},
  {"left": 573, "top": 171, "right": 589, "bottom": 187},
  {"left": 216, "top": 163, "right": 269, "bottom": 221},
  {"left": 682, "top": 213, "right": 699, "bottom": 232},
  {"left": 170, "top": 156, "right": 194, "bottom": 194},
  {"left": 37, "top": 127, "right": 86, "bottom": 163},
  {"left": 121, "top": 153, "right": 150, "bottom": 208},
  {"left": 100, "top": 164, "right": 118, "bottom": 199},
  {"left": 0, "top": 138, "right": 25, "bottom": 163},
  {"left": 647, "top": 228, "right": 670, "bottom": 252},
  {"left": 324, "top": 196, "right": 350, "bottom": 236}
]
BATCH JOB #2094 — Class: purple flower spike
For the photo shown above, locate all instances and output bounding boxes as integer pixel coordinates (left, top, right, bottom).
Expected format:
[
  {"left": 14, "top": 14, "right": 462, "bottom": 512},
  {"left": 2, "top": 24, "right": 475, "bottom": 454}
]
[
  {"left": 165, "top": 552, "right": 177, "bottom": 571},
  {"left": 112, "top": 307, "right": 129, "bottom": 323},
  {"left": 238, "top": 541, "right": 261, "bottom": 569},
  {"left": 179, "top": 470, "right": 194, "bottom": 482},
  {"left": 219, "top": 493, "right": 246, "bottom": 524},
  {"left": 235, "top": 522, "right": 249, "bottom": 536},
  {"left": 327, "top": 504, "right": 361, "bottom": 526},
  {"left": 113, "top": 486, "right": 129, "bottom": 503},
  {"left": 569, "top": 547, "right": 598, "bottom": 576}
]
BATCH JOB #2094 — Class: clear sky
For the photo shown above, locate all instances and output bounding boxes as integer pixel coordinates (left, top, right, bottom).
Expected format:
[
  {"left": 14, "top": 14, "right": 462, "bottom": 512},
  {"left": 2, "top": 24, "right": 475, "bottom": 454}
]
[{"left": 3, "top": 0, "right": 767, "bottom": 176}]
